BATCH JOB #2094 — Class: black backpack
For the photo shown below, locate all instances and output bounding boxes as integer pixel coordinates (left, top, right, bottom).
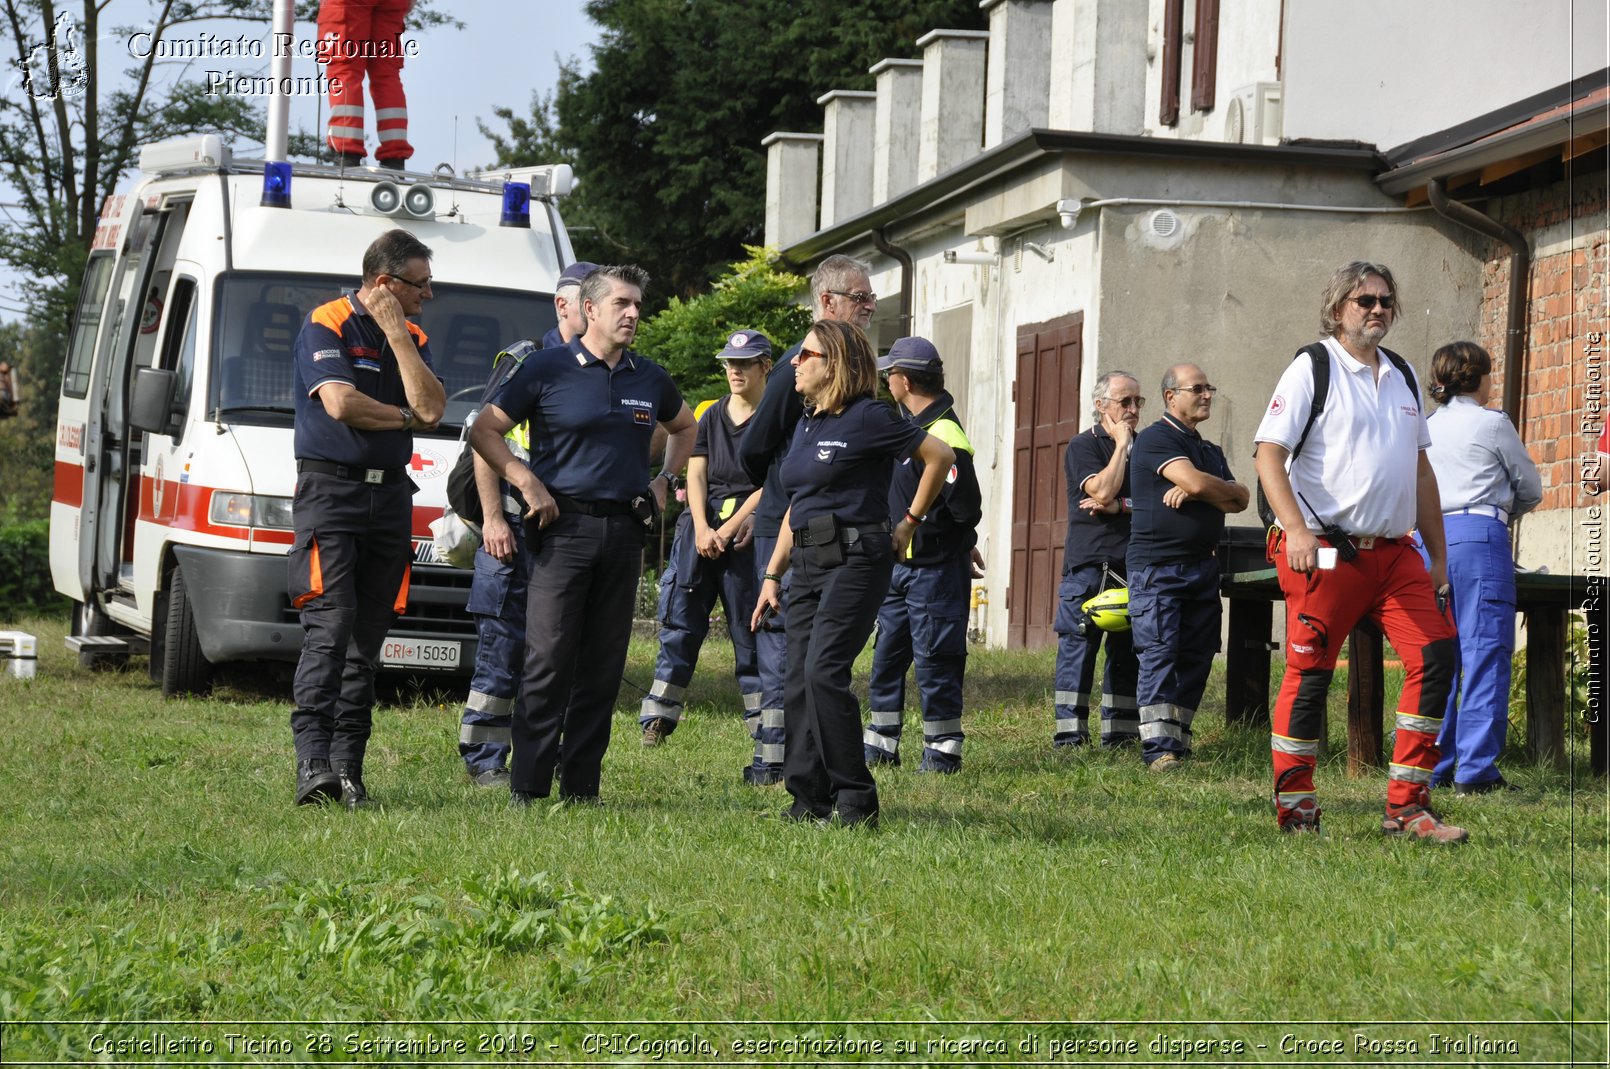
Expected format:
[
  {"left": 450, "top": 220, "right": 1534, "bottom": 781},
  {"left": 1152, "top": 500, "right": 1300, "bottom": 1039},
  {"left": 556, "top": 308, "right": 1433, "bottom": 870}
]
[
  {"left": 1255, "top": 342, "right": 1419, "bottom": 527},
  {"left": 446, "top": 340, "right": 539, "bottom": 524}
]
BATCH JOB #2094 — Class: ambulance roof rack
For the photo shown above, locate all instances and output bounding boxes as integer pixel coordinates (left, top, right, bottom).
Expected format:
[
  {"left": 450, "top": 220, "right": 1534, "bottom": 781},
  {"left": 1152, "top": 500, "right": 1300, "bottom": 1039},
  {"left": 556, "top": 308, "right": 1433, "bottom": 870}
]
[{"left": 138, "top": 135, "right": 573, "bottom": 200}]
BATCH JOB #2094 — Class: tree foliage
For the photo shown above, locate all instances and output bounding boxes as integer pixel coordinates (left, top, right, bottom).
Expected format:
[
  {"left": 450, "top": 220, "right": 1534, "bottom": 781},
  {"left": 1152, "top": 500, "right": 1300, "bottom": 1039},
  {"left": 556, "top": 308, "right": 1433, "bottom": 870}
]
[
  {"left": 633, "top": 245, "right": 811, "bottom": 405},
  {"left": 486, "top": 0, "right": 987, "bottom": 307},
  {"left": 0, "top": 318, "right": 63, "bottom": 523}
]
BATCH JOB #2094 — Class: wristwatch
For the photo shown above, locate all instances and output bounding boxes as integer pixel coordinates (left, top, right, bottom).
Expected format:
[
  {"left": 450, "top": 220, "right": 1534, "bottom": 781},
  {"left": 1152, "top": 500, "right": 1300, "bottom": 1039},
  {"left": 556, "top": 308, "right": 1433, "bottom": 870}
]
[
  {"left": 656, "top": 471, "right": 681, "bottom": 492},
  {"left": 398, "top": 406, "right": 416, "bottom": 431}
]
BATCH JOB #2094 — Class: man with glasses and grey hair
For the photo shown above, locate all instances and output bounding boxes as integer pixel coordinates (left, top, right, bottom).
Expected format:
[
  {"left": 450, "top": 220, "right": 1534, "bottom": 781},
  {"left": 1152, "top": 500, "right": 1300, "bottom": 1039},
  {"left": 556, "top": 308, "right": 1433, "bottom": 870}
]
[
  {"left": 737, "top": 253, "right": 877, "bottom": 785},
  {"left": 1052, "top": 370, "right": 1144, "bottom": 749},
  {"left": 1254, "top": 261, "right": 1462, "bottom": 842},
  {"left": 1128, "top": 363, "right": 1248, "bottom": 772}
]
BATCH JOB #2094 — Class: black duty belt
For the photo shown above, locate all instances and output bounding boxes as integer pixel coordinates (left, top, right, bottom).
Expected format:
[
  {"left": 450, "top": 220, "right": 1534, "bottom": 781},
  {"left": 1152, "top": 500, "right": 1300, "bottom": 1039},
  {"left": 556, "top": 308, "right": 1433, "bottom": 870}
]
[
  {"left": 553, "top": 494, "right": 634, "bottom": 517},
  {"left": 296, "top": 459, "right": 408, "bottom": 485},
  {"left": 793, "top": 520, "right": 891, "bottom": 547}
]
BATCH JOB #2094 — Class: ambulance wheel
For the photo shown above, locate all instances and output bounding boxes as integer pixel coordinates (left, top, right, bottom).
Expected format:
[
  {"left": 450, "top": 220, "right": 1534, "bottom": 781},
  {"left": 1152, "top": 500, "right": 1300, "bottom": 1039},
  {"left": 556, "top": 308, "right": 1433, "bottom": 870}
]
[
  {"left": 74, "top": 603, "right": 128, "bottom": 671},
  {"left": 160, "top": 567, "right": 213, "bottom": 697}
]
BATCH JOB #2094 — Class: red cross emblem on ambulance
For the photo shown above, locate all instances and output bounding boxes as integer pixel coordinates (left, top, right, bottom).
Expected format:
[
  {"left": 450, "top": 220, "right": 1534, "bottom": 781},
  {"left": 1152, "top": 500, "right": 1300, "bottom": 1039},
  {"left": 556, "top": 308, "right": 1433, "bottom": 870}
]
[{"left": 410, "top": 452, "right": 437, "bottom": 474}]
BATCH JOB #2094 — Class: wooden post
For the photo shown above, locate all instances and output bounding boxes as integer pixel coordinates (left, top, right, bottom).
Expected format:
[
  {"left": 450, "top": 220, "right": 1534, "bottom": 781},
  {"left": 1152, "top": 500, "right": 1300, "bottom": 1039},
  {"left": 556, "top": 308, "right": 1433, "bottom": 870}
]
[
  {"left": 1526, "top": 608, "right": 1567, "bottom": 768},
  {"left": 1225, "top": 598, "right": 1273, "bottom": 725},
  {"left": 1347, "top": 620, "right": 1385, "bottom": 775}
]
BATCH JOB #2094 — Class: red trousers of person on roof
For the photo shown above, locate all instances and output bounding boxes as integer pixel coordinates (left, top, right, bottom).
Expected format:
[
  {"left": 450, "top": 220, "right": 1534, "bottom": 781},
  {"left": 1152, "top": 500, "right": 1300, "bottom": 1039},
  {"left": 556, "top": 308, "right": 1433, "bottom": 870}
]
[{"left": 318, "top": 0, "right": 414, "bottom": 166}]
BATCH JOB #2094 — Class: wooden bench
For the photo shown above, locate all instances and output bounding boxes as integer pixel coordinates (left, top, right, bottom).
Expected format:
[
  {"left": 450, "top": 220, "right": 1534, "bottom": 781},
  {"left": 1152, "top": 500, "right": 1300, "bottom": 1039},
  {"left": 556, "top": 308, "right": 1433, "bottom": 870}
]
[{"left": 1218, "top": 526, "right": 1604, "bottom": 775}]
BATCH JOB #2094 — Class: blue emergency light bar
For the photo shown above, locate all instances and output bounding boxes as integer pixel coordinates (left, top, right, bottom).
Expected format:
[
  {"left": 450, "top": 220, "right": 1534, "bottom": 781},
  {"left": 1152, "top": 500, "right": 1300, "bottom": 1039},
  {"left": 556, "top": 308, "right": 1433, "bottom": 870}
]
[
  {"left": 261, "top": 162, "right": 292, "bottom": 209},
  {"left": 500, "top": 182, "right": 531, "bottom": 228}
]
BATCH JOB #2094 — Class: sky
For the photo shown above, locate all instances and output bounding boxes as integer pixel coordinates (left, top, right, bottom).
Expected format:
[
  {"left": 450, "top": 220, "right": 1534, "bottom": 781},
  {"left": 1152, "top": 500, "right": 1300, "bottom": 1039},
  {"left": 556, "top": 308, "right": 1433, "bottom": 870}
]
[{"left": 0, "top": 0, "right": 601, "bottom": 316}]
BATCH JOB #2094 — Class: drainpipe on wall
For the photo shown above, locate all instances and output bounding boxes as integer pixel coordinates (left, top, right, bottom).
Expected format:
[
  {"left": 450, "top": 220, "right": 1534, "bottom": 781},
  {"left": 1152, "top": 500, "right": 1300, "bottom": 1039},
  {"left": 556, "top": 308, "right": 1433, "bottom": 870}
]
[
  {"left": 1426, "top": 178, "right": 1534, "bottom": 563},
  {"left": 872, "top": 227, "right": 913, "bottom": 337},
  {"left": 1426, "top": 179, "right": 1530, "bottom": 428}
]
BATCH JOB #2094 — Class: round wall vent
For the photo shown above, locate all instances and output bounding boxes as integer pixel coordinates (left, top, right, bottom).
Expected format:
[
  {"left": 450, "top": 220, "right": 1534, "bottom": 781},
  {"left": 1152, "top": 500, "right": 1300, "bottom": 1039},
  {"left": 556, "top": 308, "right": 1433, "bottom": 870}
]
[{"left": 1150, "top": 209, "right": 1180, "bottom": 238}]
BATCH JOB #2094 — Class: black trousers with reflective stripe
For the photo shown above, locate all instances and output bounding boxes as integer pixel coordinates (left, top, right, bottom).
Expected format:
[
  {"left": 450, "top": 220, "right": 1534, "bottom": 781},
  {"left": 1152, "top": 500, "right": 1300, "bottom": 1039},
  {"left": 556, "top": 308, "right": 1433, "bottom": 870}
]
[
  {"left": 287, "top": 471, "right": 413, "bottom": 766},
  {"left": 782, "top": 533, "right": 893, "bottom": 821},
  {"left": 510, "top": 511, "right": 644, "bottom": 799}
]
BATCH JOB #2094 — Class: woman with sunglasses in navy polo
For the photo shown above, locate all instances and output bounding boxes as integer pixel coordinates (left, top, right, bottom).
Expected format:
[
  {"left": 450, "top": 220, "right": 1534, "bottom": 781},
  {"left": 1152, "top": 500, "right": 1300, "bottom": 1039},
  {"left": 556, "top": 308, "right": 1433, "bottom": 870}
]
[{"left": 751, "top": 320, "right": 954, "bottom": 827}]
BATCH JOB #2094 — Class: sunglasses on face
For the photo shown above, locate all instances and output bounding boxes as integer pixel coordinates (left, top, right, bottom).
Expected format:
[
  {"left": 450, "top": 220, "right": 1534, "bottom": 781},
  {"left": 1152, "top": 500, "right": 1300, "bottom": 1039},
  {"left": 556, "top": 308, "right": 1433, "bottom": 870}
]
[
  {"left": 391, "top": 274, "right": 432, "bottom": 291},
  {"left": 794, "top": 348, "right": 827, "bottom": 363},
  {"left": 1346, "top": 294, "right": 1395, "bottom": 311},
  {"left": 1104, "top": 396, "right": 1144, "bottom": 409},
  {"left": 827, "top": 289, "right": 877, "bottom": 305},
  {"left": 1170, "top": 384, "right": 1218, "bottom": 396}
]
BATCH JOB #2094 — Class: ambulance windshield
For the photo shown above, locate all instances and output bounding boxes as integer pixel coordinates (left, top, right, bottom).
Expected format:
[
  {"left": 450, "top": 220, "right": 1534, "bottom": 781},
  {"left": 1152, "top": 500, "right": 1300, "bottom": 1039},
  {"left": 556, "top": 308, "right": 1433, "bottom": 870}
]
[{"left": 211, "top": 272, "right": 557, "bottom": 432}]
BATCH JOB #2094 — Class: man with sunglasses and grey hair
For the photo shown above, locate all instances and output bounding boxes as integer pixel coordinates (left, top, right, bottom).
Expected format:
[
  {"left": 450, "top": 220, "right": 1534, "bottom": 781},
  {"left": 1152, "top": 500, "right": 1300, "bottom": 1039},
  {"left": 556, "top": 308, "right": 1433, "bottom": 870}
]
[
  {"left": 1254, "top": 261, "right": 1462, "bottom": 842},
  {"left": 1052, "top": 370, "right": 1144, "bottom": 749},
  {"left": 1128, "top": 363, "right": 1248, "bottom": 773},
  {"left": 736, "top": 253, "right": 878, "bottom": 786}
]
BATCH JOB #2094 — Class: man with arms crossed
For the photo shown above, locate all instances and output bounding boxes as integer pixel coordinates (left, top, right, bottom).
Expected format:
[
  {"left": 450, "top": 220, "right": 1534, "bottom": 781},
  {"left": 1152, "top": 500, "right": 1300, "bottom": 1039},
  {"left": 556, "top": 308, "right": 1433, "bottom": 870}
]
[
  {"left": 1053, "top": 371, "right": 1144, "bottom": 749},
  {"left": 1128, "top": 364, "right": 1248, "bottom": 770}
]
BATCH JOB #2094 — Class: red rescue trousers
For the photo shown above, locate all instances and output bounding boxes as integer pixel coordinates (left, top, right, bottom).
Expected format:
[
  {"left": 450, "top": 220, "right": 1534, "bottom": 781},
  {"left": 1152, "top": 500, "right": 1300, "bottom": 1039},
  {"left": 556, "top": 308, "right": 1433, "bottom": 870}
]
[
  {"left": 1269, "top": 532, "right": 1457, "bottom": 823},
  {"left": 318, "top": 0, "right": 414, "bottom": 162}
]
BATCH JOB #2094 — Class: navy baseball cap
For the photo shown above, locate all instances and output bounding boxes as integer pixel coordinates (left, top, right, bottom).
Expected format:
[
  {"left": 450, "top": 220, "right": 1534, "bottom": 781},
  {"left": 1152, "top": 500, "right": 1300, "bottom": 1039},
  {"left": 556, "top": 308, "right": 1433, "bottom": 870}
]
[
  {"left": 717, "top": 329, "right": 773, "bottom": 361},
  {"left": 877, "top": 336, "right": 942, "bottom": 373},
  {"left": 555, "top": 260, "right": 599, "bottom": 290}
]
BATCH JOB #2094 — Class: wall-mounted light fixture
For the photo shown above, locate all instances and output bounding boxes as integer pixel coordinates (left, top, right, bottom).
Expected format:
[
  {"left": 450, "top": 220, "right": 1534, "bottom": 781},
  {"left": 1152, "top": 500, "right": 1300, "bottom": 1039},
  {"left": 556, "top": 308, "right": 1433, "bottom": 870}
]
[{"left": 942, "top": 248, "right": 997, "bottom": 265}]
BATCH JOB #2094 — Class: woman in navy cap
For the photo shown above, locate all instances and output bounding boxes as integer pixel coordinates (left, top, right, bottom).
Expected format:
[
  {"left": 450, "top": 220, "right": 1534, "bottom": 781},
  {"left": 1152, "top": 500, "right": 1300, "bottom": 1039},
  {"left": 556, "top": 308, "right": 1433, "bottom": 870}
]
[
  {"left": 750, "top": 320, "right": 954, "bottom": 827},
  {"left": 639, "top": 329, "right": 773, "bottom": 747}
]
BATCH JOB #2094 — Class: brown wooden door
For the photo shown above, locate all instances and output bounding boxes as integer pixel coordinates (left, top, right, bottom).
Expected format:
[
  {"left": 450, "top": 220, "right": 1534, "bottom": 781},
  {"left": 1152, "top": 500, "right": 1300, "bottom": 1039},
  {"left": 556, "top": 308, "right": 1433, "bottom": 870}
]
[{"left": 1009, "top": 313, "right": 1083, "bottom": 648}]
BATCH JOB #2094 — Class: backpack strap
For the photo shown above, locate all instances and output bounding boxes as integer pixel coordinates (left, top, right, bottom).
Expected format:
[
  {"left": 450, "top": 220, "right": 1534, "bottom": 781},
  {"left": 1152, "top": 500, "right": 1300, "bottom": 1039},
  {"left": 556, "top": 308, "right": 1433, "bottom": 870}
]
[
  {"left": 1289, "top": 342, "right": 1331, "bottom": 461},
  {"left": 1379, "top": 346, "right": 1420, "bottom": 407}
]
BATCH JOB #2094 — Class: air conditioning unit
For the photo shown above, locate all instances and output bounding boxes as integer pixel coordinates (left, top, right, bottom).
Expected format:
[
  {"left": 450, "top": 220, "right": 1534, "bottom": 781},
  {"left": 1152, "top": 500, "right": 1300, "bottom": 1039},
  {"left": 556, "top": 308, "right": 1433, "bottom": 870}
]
[{"left": 1225, "top": 82, "right": 1283, "bottom": 145}]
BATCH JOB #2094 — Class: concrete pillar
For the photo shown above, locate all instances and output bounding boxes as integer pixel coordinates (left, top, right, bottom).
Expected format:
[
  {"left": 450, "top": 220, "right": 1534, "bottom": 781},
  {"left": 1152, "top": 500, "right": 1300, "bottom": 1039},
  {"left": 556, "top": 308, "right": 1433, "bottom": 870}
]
[
  {"left": 982, "top": 0, "right": 1054, "bottom": 148},
  {"left": 817, "top": 90, "right": 877, "bottom": 228},
  {"left": 1048, "top": 0, "right": 1147, "bottom": 134},
  {"left": 762, "top": 131, "right": 823, "bottom": 249},
  {"left": 871, "top": 58, "right": 924, "bottom": 204},
  {"left": 916, "top": 29, "right": 989, "bottom": 183}
]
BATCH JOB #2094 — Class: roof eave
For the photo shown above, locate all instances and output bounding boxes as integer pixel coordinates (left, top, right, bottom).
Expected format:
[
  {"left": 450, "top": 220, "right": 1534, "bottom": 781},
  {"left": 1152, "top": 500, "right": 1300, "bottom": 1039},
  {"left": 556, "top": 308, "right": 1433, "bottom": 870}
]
[{"left": 780, "top": 128, "right": 1385, "bottom": 266}]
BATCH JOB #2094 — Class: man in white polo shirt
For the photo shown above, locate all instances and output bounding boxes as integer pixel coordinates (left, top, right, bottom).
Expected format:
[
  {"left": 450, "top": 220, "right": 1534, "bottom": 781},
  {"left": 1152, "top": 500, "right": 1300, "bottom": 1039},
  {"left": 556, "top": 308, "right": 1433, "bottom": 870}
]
[{"left": 1253, "top": 261, "right": 1464, "bottom": 842}]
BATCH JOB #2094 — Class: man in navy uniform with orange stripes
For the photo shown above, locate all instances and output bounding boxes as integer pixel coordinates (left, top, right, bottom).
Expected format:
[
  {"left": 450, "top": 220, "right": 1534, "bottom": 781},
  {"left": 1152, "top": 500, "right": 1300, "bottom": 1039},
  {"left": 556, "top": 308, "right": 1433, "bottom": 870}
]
[{"left": 289, "top": 229, "right": 446, "bottom": 808}]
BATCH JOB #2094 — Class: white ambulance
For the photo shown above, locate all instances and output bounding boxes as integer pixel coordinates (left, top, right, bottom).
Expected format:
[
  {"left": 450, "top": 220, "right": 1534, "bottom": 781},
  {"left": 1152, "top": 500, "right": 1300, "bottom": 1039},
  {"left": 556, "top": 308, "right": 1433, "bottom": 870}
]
[{"left": 50, "top": 135, "right": 571, "bottom": 695}]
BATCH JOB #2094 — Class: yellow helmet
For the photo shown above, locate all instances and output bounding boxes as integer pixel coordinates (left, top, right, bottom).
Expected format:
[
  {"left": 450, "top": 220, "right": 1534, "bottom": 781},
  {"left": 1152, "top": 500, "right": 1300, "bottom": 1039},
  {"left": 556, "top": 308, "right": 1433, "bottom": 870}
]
[{"left": 1081, "top": 586, "right": 1131, "bottom": 632}]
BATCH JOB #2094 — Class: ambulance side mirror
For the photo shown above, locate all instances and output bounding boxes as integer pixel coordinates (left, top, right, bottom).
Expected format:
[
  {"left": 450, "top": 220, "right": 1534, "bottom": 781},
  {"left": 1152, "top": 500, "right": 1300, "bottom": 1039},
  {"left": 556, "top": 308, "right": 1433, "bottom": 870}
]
[{"left": 130, "top": 366, "right": 179, "bottom": 436}]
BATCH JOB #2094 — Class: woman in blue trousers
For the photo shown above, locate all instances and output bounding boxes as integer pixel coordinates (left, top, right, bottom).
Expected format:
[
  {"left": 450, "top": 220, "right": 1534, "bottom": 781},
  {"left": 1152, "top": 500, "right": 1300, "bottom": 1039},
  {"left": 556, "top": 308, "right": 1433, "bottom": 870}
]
[{"left": 1425, "top": 341, "right": 1542, "bottom": 794}]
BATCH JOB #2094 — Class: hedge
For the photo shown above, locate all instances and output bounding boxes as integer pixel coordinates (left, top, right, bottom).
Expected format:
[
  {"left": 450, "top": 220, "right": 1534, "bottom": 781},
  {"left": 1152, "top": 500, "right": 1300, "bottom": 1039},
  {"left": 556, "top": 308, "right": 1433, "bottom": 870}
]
[{"left": 0, "top": 519, "right": 62, "bottom": 616}]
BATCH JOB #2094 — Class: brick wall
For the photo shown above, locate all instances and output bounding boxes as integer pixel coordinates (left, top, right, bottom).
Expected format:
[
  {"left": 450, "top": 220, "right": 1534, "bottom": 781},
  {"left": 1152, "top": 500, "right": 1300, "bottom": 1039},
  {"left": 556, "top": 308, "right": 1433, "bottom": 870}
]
[{"left": 1475, "top": 172, "right": 1608, "bottom": 510}]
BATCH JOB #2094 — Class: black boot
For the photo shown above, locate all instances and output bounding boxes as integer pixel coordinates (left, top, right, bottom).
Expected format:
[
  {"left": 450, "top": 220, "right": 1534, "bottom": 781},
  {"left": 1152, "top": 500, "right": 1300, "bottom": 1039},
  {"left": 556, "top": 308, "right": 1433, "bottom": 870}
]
[
  {"left": 295, "top": 759, "right": 340, "bottom": 806},
  {"left": 334, "top": 761, "right": 371, "bottom": 810}
]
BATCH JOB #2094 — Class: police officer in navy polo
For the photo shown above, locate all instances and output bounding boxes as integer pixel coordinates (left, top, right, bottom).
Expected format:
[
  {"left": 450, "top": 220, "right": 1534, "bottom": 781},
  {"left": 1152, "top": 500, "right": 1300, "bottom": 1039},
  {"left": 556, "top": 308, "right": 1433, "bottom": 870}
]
[
  {"left": 470, "top": 264, "right": 696, "bottom": 805},
  {"left": 862, "top": 337, "right": 982, "bottom": 773},
  {"left": 289, "top": 228, "right": 446, "bottom": 807},
  {"left": 738, "top": 254, "right": 878, "bottom": 786},
  {"left": 639, "top": 329, "right": 771, "bottom": 746},
  {"left": 1127, "top": 363, "right": 1248, "bottom": 770},
  {"left": 455, "top": 261, "right": 597, "bottom": 788}
]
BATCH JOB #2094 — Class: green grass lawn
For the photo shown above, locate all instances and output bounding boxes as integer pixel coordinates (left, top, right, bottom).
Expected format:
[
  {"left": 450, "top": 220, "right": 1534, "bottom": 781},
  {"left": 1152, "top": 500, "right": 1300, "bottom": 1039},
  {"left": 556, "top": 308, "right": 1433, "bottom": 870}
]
[{"left": 0, "top": 611, "right": 1603, "bottom": 1065}]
